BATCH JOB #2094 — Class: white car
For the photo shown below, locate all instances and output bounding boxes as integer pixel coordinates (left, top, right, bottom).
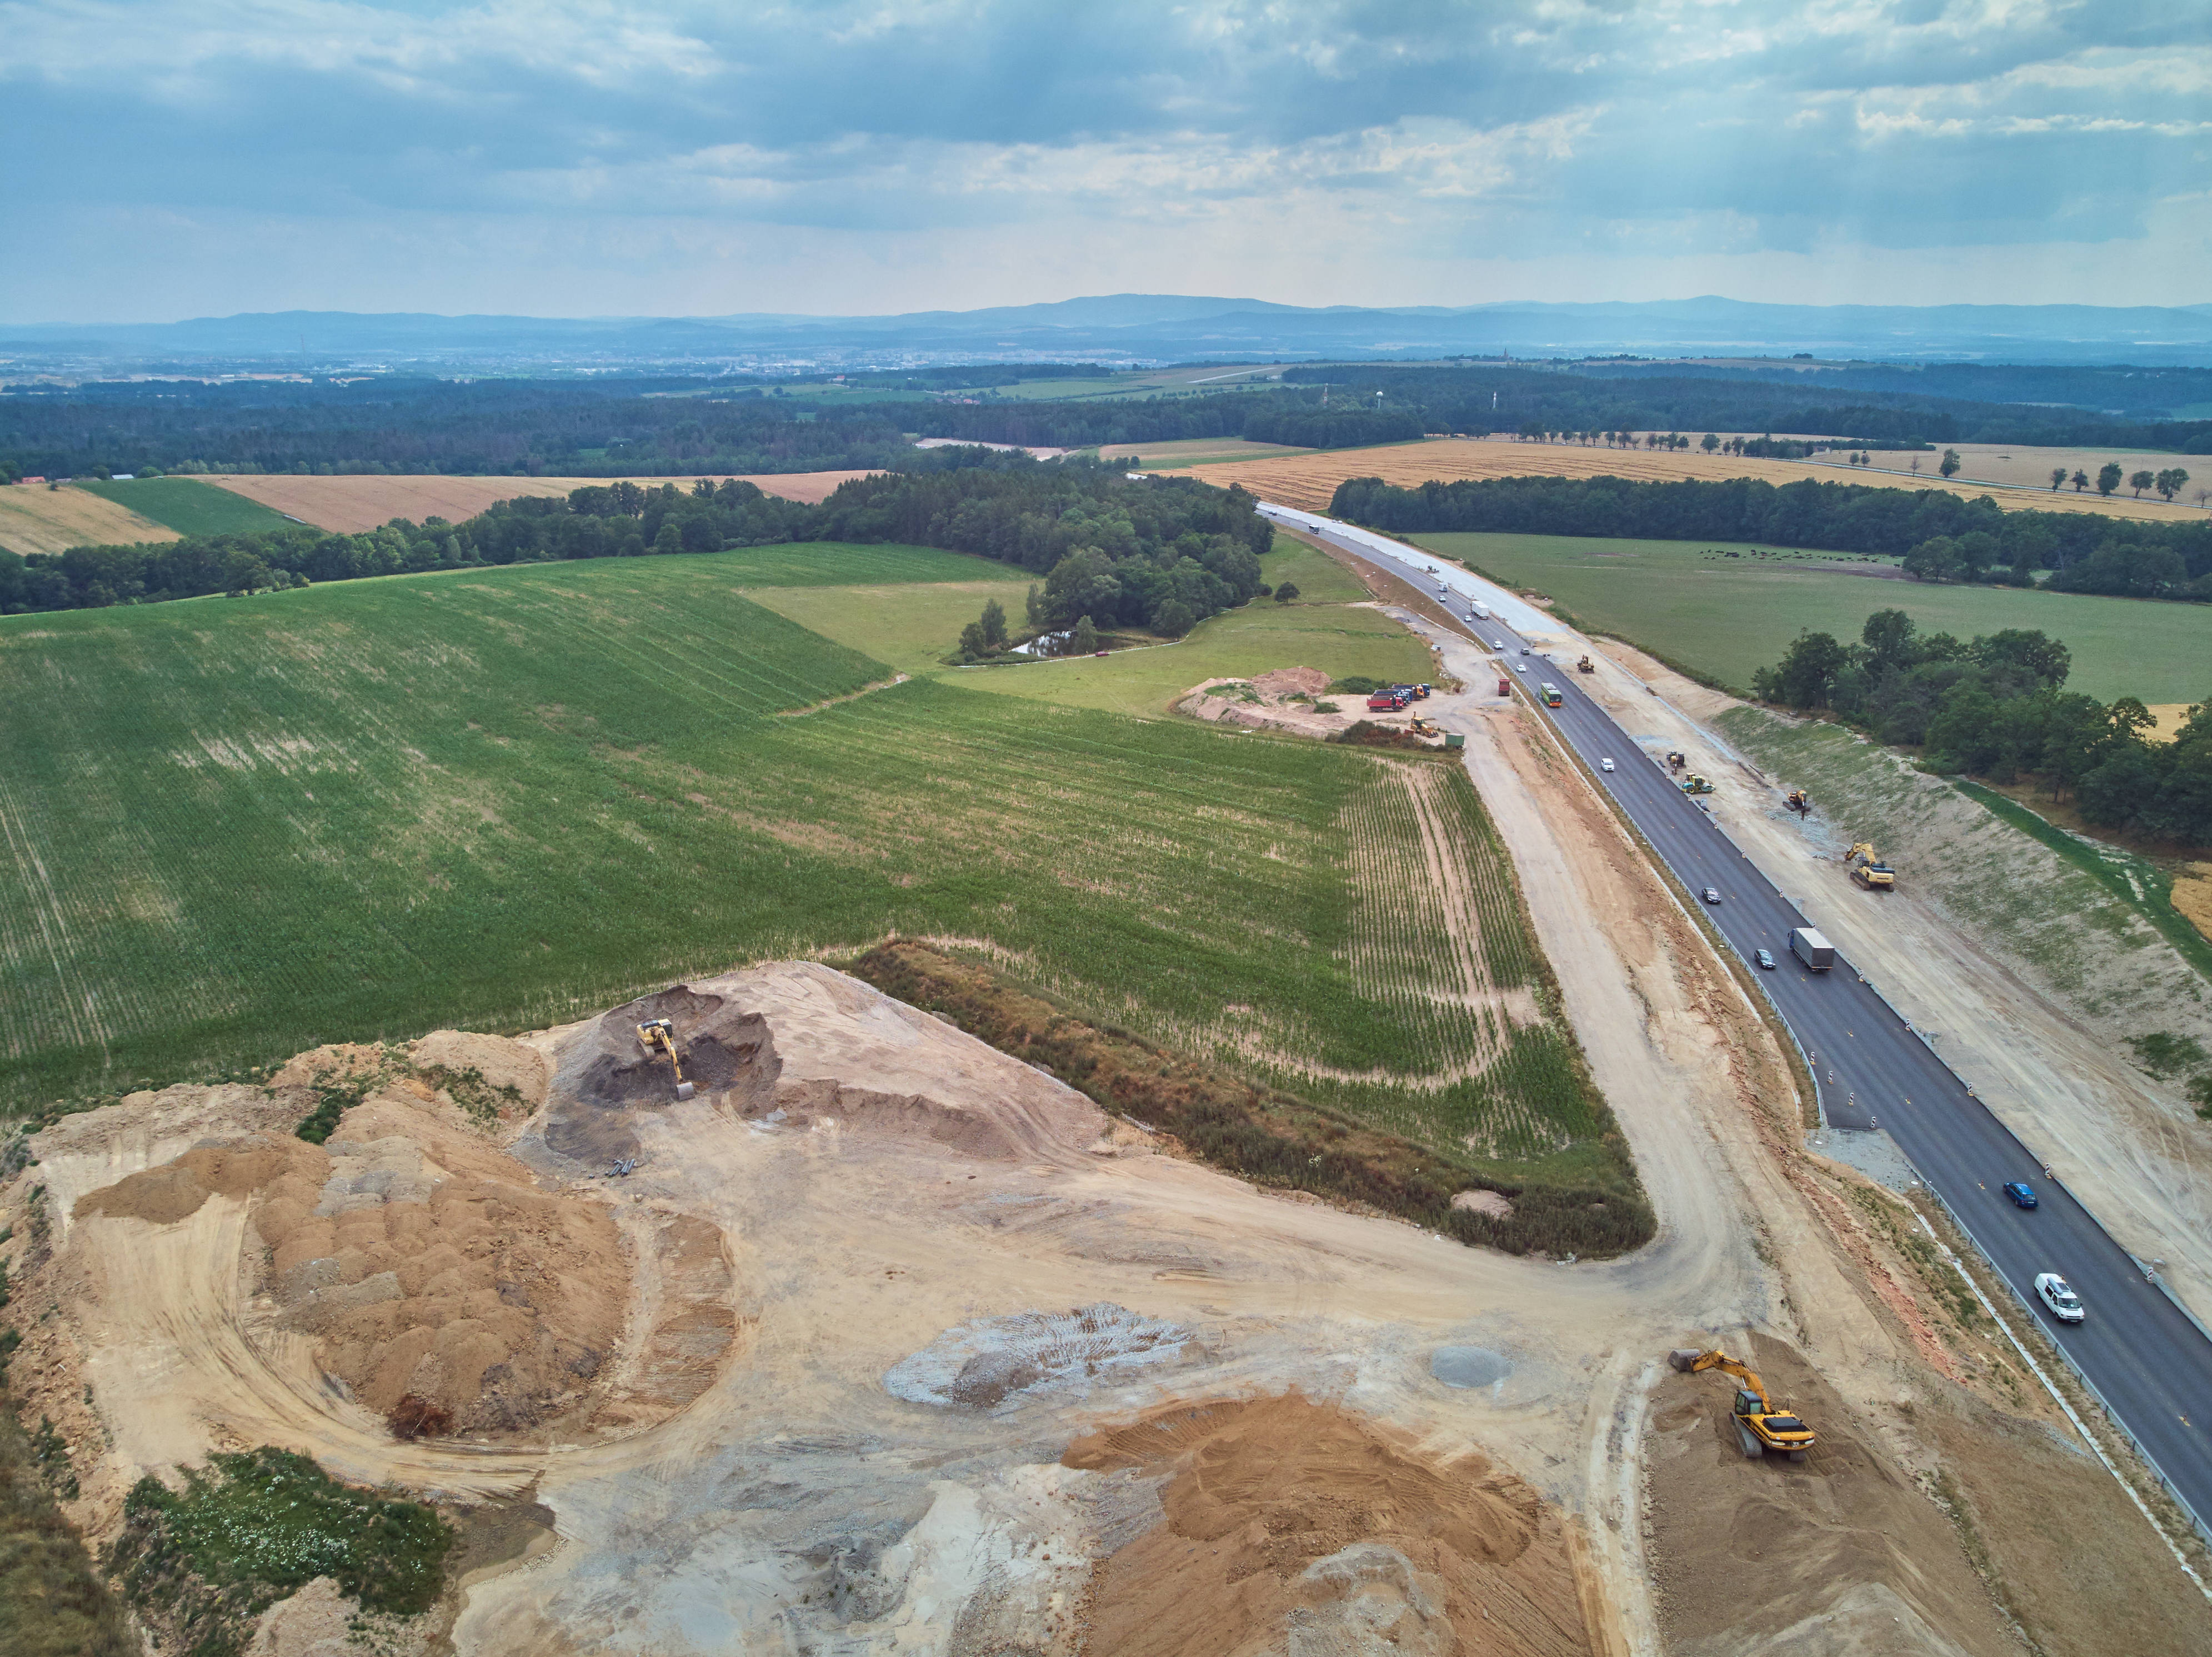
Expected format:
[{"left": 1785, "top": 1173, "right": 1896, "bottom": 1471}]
[
  {"left": 2035, "top": 1273, "right": 2085, "bottom": 1323},
  {"left": 1600, "top": 758, "right": 1615, "bottom": 772},
  {"left": 1493, "top": 639, "right": 1507, "bottom": 650},
  {"left": 1513, "top": 663, "right": 1527, "bottom": 673}
]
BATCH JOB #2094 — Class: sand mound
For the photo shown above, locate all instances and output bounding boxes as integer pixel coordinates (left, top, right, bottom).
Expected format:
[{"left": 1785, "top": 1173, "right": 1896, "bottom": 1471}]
[
  {"left": 1645, "top": 1334, "right": 2016, "bottom": 1656},
  {"left": 541, "top": 962, "right": 1106, "bottom": 1169},
  {"left": 74, "top": 1097, "right": 627, "bottom": 1435},
  {"left": 1064, "top": 1393, "right": 1589, "bottom": 1656},
  {"left": 28, "top": 1083, "right": 313, "bottom": 1237},
  {"left": 412, "top": 1030, "right": 551, "bottom": 1111},
  {"left": 1250, "top": 665, "right": 1331, "bottom": 699}
]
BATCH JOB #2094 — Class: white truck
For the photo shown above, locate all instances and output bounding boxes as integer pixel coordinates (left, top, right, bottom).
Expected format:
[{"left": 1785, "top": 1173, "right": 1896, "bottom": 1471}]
[
  {"left": 1789, "top": 927, "right": 1835, "bottom": 971},
  {"left": 1471, "top": 602, "right": 1492, "bottom": 620}
]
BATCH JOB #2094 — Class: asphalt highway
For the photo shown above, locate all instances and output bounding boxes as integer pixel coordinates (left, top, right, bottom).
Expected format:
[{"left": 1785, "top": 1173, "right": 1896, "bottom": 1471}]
[{"left": 1264, "top": 502, "right": 2212, "bottom": 1532}]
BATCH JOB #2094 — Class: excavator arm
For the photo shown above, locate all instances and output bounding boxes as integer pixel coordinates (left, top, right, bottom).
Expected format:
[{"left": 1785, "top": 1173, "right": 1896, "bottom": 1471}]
[
  {"left": 636, "top": 1019, "right": 698, "bottom": 1100},
  {"left": 1669, "top": 1348, "right": 1815, "bottom": 1461}
]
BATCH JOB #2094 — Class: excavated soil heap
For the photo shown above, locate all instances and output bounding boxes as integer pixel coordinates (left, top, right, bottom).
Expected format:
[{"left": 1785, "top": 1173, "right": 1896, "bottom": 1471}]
[
  {"left": 1064, "top": 1393, "right": 1592, "bottom": 1656},
  {"left": 1644, "top": 1333, "right": 2018, "bottom": 1656},
  {"left": 75, "top": 1094, "right": 624, "bottom": 1434},
  {"left": 548, "top": 986, "right": 779, "bottom": 1163}
]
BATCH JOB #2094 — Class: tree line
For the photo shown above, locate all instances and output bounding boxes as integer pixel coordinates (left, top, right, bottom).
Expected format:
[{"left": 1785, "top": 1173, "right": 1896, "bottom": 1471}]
[
  {"left": 1753, "top": 610, "right": 2210, "bottom": 845},
  {"left": 0, "top": 454, "right": 1274, "bottom": 637},
  {"left": 1329, "top": 472, "right": 2212, "bottom": 600}
]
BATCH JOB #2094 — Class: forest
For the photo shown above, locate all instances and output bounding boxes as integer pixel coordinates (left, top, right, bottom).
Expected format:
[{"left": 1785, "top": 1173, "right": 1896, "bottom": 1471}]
[
  {"left": 1752, "top": 610, "right": 2210, "bottom": 844},
  {"left": 1330, "top": 472, "right": 2212, "bottom": 600},
  {"left": 6, "top": 360, "right": 2205, "bottom": 483},
  {"left": 0, "top": 455, "right": 1272, "bottom": 636}
]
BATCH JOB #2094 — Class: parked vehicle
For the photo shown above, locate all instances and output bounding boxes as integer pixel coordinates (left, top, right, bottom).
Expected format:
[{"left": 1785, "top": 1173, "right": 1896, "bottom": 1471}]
[
  {"left": 1788, "top": 927, "right": 1835, "bottom": 970},
  {"left": 2003, "top": 1182, "right": 2039, "bottom": 1209},
  {"left": 2035, "top": 1273, "right": 2085, "bottom": 1323}
]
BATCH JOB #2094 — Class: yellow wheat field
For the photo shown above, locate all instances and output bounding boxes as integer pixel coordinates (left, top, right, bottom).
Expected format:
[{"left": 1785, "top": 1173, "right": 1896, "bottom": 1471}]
[
  {"left": 204, "top": 470, "right": 885, "bottom": 534},
  {"left": 1182, "top": 436, "right": 2194, "bottom": 524},
  {"left": 0, "top": 484, "right": 181, "bottom": 557}
]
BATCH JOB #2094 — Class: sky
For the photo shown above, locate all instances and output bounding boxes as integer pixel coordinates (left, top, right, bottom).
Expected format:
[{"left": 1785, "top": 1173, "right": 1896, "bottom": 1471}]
[{"left": 1, "top": 0, "right": 2206, "bottom": 322}]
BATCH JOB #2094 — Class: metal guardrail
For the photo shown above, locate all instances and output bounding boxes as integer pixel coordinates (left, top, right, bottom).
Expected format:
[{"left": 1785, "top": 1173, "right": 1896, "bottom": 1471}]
[{"left": 1916, "top": 1172, "right": 2212, "bottom": 1551}]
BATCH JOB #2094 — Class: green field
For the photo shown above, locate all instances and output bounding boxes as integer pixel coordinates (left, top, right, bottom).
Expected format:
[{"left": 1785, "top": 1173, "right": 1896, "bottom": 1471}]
[
  {"left": 0, "top": 540, "right": 1603, "bottom": 1188},
  {"left": 72, "top": 477, "right": 297, "bottom": 537},
  {"left": 1412, "top": 532, "right": 2212, "bottom": 704}
]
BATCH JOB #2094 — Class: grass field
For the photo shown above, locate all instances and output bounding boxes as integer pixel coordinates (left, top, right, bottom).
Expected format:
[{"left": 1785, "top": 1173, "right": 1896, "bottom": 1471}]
[
  {"left": 0, "top": 539, "right": 1604, "bottom": 1190},
  {"left": 753, "top": 536, "right": 1433, "bottom": 718},
  {"left": 1410, "top": 531, "right": 2212, "bottom": 704},
  {"left": 74, "top": 477, "right": 297, "bottom": 537},
  {"left": 0, "top": 485, "right": 178, "bottom": 558},
  {"left": 1185, "top": 435, "right": 2190, "bottom": 525}
]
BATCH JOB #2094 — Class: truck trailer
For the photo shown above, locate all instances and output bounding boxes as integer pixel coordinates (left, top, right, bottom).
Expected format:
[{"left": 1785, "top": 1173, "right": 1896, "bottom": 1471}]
[{"left": 1789, "top": 927, "right": 1835, "bottom": 971}]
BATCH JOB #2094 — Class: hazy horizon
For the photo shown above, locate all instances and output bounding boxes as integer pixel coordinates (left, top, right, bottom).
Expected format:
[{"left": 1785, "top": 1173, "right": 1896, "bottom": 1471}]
[{"left": 3, "top": 2, "right": 2206, "bottom": 326}]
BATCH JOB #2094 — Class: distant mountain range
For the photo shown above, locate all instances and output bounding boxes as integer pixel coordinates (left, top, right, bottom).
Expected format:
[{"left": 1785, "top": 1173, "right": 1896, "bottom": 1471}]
[{"left": 6, "top": 294, "right": 2210, "bottom": 372}]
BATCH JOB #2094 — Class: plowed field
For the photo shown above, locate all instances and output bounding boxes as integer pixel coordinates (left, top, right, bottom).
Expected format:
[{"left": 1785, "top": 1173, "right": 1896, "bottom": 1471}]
[
  {"left": 203, "top": 470, "right": 883, "bottom": 533},
  {"left": 1183, "top": 437, "right": 2187, "bottom": 524}
]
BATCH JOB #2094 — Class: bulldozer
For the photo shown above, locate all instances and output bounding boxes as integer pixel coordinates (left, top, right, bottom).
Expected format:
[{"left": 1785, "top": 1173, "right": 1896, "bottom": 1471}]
[
  {"left": 1845, "top": 842, "right": 1896, "bottom": 892},
  {"left": 1785, "top": 789, "right": 1811, "bottom": 816},
  {"left": 1679, "top": 773, "right": 1714, "bottom": 795},
  {"left": 635, "top": 1018, "right": 697, "bottom": 1100},
  {"left": 1669, "top": 1348, "right": 1815, "bottom": 1462},
  {"left": 1577, "top": 654, "right": 1595, "bottom": 674}
]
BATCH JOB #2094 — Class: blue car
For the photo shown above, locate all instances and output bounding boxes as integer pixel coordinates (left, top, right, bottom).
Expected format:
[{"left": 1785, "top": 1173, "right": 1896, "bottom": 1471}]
[{"left": 2002, "top": 1182, "right": 2039, "bottom": 1209}]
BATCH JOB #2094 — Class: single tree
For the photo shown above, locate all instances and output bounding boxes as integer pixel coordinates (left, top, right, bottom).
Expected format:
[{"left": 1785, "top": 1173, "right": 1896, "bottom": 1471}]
[
  {"left": 979, "top": 597, "right": 1007, "bottom": 650},
  {"left": 2153, "top": 467, "right": 2188, "bottom": 501},
  {"left": 2050, "top": 467, "right": 2068, "bottom": 491},
  {"left": 1273, "top": 582, "right": 1300, "bottom": 603},
  {"left": 1939, "top": 449, "right": 1961, "bottom": 479},
  {"left": 1070, "top": 614, "right": 1099, "bottom": 655},
  {"left": 2096, "top": 462, "right": 2123, "bottom": 497},
  {"left": 2071, "top": 469, "right": 2089, "bottom": 492},
  {"left": 2129, "top": 469, "right": 2155, "bottom": 498},
  {"left": 1701, "top": 433, "right": 1720, "bottom": 453}
]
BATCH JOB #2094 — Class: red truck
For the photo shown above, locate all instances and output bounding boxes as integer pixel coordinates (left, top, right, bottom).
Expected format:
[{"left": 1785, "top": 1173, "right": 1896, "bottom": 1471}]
[{"left": 1366, "top": 690, "right": 1406, "bottom": 712}]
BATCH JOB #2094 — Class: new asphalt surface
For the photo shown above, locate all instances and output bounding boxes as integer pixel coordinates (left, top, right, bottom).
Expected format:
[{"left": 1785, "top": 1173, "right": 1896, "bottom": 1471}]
[{"left": 1262, "top": 502, "right": 2212, "bottom": 1533}]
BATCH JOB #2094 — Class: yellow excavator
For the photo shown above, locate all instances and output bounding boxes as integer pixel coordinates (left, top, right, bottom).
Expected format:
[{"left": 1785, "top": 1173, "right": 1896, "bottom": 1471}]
[
  {"left": 1669, "top": 1348, "right": 1815, "bottom": 1462},
  {"left": 635, "top": 1018, "right": 697, "bottom": 1100},
  {"left": 1785, "top": 789, "right": 1811, "bottom": 817},
  {"left": 1845, "top": 842, "right": 1896, "bottom": 892},
  {"left": 1408, "top": 714, "right": 1440, "bottom": 737}
]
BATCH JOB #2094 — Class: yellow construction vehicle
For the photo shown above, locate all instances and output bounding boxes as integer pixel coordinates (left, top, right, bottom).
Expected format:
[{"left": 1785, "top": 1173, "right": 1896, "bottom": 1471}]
[
  {"left": 1845, "top": 842, "right": 1896, "bottom": 891},
  {"left": 1666, "top": 750, "right": 1687, "bottom": 770},
  {"left": 1577, "top": 654, "right": 1595, "bottom": 673},
  {"left": 1408, "top": 714, "right": 1440, "bottom": 737},
  {"left": 635, "top": 1018, "right": 697, "bottom": 1099},
  {"left": 1785, "top": 789, "right": 1811, "bottom": 816},
  {"left": 1669, "top": 1348, "right": 1815, "bottom": 1461},
  {"left": 1679, "top": 773, "right": 1714, "bottom": 795}
]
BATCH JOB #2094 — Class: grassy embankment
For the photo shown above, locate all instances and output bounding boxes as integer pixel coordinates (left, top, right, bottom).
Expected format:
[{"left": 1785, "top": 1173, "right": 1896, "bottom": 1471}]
[
  {"left": 1, "top": 536, "right": 1634, "bottom": 1230},
  {"left": 72, "top": 477, "right": 298, "bottom": 538},
  {"left": 1410, "top": 531, "right": 2212, "bottom": 705},
  {"left": 1712, "top": 708, "right": 2212, "bottom": 1007}
]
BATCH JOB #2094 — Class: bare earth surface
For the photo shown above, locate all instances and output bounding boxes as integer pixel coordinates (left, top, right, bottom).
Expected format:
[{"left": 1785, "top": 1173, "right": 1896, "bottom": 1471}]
[
  {"left": 203, "top": 470, "right": 882, "bottom": 532},
  {"left": 4, "top": 629, "right": 2208, "bottom": 1649},
  {"left": 0, "top": 480, "right": 181, "bottom": 555},
  {"left": 1182, "top": 437, "right": 2190, "bottom": 524}
]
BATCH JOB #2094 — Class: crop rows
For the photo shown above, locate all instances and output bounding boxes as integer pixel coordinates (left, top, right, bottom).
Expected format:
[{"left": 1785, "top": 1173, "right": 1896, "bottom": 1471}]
[{"left": 1, "top": 547, "right": 1615, "bottom": 1185}]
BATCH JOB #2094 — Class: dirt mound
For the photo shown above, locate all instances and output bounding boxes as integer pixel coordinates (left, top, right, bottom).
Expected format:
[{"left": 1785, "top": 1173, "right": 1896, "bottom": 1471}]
[
  {"left": 73, "top": 1098, "right": 627, "bottom": 1435},
  {"left": 411, "top": 1030, "right": 551, "bottom": 1110},
  {"left": 1645, "top": 1333, "right": 2016, "bottom": 1656},
  {"left": 1250, "top": 665, "right": 1330, "bottom": 699},
  {"left": 1064, "top": 1393, "right": 1590, "bottom": 1657},
  {"left": 542, "top": 963, "right": 1106, "bottom": 1168}
]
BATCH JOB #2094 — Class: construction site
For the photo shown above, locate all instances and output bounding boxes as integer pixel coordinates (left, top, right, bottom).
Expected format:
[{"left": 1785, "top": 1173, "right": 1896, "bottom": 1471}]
[{"left": 7, "top": 576, "right": 2211, "bottom": 1651}]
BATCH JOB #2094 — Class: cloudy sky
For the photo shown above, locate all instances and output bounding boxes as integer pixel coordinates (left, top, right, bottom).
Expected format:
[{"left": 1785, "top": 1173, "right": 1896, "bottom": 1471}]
[{"left": 1, "top": 0, "right": 2205, "bottom": 322}]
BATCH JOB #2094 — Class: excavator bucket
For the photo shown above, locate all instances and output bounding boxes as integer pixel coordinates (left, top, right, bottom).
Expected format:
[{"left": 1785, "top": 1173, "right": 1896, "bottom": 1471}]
[
  {"left": 1668, "top": 1349, "right": 1704, "bottom": 1371},
  {"left": 675, "top": 1080, "right": 696, "bottom": 1100}
]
